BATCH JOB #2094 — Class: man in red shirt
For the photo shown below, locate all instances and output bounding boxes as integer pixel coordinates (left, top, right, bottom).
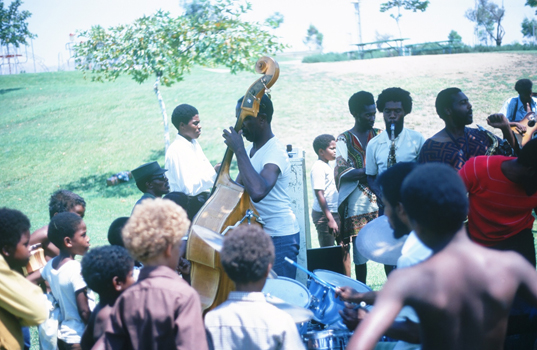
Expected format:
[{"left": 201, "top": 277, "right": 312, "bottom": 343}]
[{"left": 459, "top": 138, "right": 537, "bottom": 266}]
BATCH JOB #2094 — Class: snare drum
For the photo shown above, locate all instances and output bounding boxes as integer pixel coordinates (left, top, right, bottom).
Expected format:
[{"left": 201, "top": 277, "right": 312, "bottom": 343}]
[
  {"left": 262, "top": 277, "right": 311, "bottom": 310},
  {"left": 302, "top": 329, "right": 352, "bottom": 350},
  {"left": 308, "top": 269, "right": 371, "bottom": 325},
  {"left": 263, "top": 277, "right": 311, "bottom": 333}
]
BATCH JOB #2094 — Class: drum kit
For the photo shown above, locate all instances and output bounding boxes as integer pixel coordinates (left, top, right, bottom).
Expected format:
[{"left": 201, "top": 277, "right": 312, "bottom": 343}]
[{"left": 192, "top": 216, "right": 404, "bottom": 350}]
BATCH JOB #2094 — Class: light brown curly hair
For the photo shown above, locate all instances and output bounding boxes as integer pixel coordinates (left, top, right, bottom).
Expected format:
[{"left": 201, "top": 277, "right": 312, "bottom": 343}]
[{"left": 122, "top": 198, "right": 189, "bottom": 263}]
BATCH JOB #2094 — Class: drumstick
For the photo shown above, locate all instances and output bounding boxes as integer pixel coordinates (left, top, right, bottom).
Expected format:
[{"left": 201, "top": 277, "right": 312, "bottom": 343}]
[{"left": 284, "top": 257, "right": 337, "bottom": 291}]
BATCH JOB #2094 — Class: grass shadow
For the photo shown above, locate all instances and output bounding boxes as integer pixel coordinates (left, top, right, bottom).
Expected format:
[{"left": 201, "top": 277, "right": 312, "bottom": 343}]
[
  {"left": 0, "top": 88, "right": 23, "bottom": 95},
  {"left": 144, "top": 148, "right": 165, "bottom": 163},
  {"left": 61, "top": 173, "right": 139, "bottom": 198}
]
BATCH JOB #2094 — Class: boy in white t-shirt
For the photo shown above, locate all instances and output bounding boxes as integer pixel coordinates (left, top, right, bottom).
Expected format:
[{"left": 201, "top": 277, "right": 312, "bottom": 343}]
[
  {"left": 41, "top": 212, "right": 93, "bottom": 350},
  {"left": 310, "top": 134, "right": 340, "bottom": 247}
]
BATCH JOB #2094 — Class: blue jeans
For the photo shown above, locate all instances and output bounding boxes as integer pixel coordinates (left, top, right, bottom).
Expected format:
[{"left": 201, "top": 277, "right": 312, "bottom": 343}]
[{"left": 271, "top": 232, "right": 300, "bottom": 279}]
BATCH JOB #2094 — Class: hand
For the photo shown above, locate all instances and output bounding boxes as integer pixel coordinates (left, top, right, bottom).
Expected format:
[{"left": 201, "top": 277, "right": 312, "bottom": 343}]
[
  {"left": 487, "top": 113, "right": 510, "bottom": 130},
  {"left": 340, "top": 303, "right": 369, "bottom": 331},
  {"left": 335, "top": 286, "right": 360, "bottom": 302},
  {"left": 177, "top": 257, "right": 191, "bottom": 275},
  {"left": 222, "top": 127, "right": 246, "bottom": 155},
  {"left": 214, "top": 163, "right": 222, "bottom": 173},
  {"left": 328, "top": 217, "right": 339, "bottom": 236},
  {"left": 512, "top": 122, "right": 527, "bottom": 134}
]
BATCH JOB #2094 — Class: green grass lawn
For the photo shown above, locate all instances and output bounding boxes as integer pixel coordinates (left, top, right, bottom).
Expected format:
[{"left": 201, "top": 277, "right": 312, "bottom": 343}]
[{"left": 2, "top": 52, "right": 537, "bottom": 348}]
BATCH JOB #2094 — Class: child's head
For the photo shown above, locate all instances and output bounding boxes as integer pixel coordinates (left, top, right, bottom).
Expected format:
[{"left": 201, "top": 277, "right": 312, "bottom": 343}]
[
  {"left": 221, "top": 225, "right": 275, "bottom": 285},
  {"left": 0, "top": 208, "right": 31, "bottom": 269},
  {"left": 49, "top": 190, "right": 86, "bottom": 219},
  {"left": 82, "top": 245, "right": 135, "bottom": 299},
  {"left": 313, "top": 134, "right": 336, "bottom": 162},
  {"left": 107, "top": 217, "right": 129, "bottom": 247},
  {"left": 48, "top": 212, "right": 90, "bottom": 255},
  {"left": 123, "top": 198, "right": 189, "bottom": 266},
  {"left": 401, "top": 163, "right": 468, "bottom": 247}
]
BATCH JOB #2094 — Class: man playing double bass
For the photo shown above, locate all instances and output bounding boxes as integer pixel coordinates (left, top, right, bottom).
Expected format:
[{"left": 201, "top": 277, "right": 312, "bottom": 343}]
[{"left": 222, "top": 94, "right": 300, "bottom": 279}]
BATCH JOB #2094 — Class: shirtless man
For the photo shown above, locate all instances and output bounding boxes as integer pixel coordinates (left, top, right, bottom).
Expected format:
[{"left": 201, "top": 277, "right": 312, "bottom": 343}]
[{"left": 347, "top": 163, "right": 537, "bottom": 350}]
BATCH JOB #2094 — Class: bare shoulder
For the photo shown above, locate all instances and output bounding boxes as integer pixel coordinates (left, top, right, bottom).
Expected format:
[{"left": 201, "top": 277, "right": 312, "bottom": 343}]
[{"left": 29, "top": 225, "right": 48, "bottom": 244}]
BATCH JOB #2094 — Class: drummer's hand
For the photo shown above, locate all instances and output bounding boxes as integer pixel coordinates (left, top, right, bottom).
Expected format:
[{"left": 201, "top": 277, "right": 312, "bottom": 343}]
[
  {"left": 340, "top": 303, "right": 368, "bottom": 331},
  {"left": 222, "top": 127, "right": 246, "bottom": 155},
  {"left": 335, "top": 286, "right": 359, "bottom": 302}
]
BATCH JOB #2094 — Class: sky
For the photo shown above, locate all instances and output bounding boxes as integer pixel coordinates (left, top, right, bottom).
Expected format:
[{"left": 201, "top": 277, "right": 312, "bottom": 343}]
[{"left": 3, "top": 0, "right": 536, "bottom": 73}]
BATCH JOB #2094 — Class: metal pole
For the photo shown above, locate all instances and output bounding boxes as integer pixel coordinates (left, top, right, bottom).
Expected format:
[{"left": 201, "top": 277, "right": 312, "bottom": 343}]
[
  {"left": 31, "top": 38, "right": 36, "bottom": 73},
  {"left": 352, "top": 1, "right": 363, "bottom": 47}
]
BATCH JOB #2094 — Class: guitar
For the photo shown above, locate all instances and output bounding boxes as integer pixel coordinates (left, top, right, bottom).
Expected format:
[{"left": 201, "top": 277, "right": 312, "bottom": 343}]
[{"left": 511, "top": 112, "right": 537, "bottom": 147}]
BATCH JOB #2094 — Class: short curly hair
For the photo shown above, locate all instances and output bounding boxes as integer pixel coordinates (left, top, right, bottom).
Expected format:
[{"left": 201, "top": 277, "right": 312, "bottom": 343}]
[
  {"left": 348, "top": 91, "right": 375, "bottom": 117},
  {"left": 48, "top": 212, "right": 83, "bottom": 249},
  {"left": 0, "top": 208, "right": 31, "bottom": 250},
  {"left": 220, "top": 225, "right": 275, "bottom": 284},
  {"left": 376, "top": 87, "right": 412, "bottom": 114},
  {"left": 312, "top": 134, "right": 335, "bottom": 155},
  {"left": 401, "top": 163, "right": 467, "bottom": 237},
  {"left": 81, "top": 245, "right": 134, "bottom": 296},
  {"left": 49, "top": 190, "right": 86, "bottom": 219},
  {"left": 123, "top": 198, "right": 189, "bottom": 263}
]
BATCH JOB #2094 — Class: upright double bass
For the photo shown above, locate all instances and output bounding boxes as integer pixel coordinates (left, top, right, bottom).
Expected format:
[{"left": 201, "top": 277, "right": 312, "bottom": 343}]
[{"left": 186, "top": 56, "right": 280, "bottom": 313}]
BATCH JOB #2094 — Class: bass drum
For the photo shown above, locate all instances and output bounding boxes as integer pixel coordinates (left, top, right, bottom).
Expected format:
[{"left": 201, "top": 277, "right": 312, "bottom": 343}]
[{"left": 308, "top": 269, "right": 371, "bottom": 326}]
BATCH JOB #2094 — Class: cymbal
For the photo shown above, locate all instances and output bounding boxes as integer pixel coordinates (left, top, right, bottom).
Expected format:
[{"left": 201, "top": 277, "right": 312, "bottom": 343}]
[
  {"left": 191, "top": 225, "right": 278, "bottom": 279},
  {"left": 265, "top": 294, "right": 314, "bottom": 323},
  {"left": 355, "top": 215, "right": 407, "bottom": 265}
]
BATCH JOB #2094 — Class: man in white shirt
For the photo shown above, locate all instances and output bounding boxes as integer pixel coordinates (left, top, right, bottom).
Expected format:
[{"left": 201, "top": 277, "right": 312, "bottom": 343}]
[
  {"left": 337, "top": 162, "right": 431, "bottom": 350},
  {"left": 366, "top": 87, "right": 425, "bottom": 216},
  {"left": 499, "top": 79, "right": 537, "bottom": 132},
  {"left": 165, "top": 104, "right": 218, "bottom": 220},
  {"left": 222, "top": 95, "right": 300, "bottom": 279}
]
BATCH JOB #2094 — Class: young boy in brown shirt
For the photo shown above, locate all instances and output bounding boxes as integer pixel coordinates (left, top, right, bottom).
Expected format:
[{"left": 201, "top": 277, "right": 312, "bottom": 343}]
[{"left": 100, "top": 198, "right": 208, "bottom": 350}]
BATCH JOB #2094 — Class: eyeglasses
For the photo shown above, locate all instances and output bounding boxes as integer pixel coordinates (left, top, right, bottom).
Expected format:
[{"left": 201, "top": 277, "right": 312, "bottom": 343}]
[{"left": 150, "top": 174, "right": 167, "bottom": 181}]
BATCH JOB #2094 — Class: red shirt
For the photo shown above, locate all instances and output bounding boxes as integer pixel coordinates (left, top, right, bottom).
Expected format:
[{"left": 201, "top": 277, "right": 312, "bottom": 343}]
[{"left": 459, "top": 156, "right": 537, "bottom": 245}]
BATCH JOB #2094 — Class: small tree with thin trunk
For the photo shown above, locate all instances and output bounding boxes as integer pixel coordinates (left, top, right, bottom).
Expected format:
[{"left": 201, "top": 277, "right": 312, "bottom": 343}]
[
  {"left": 379, "top": 0, "right": 429, "bottom": 39},
  {"left": 0, "top": 0, "right": 36, "bottom": 74},
  {"left": 465, "top": 0, "right": 505, "bottom": 47},
  {"left": 74, "top": 0, "right": 285, "bottom": 151}
]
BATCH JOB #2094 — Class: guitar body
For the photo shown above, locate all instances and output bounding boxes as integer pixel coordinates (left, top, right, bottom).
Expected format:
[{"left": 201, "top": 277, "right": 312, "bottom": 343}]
[
  {"left": 511, "top": 114, "right": 537, "bottom": 147},
  {"left": 186, "top": 56, "right": 280, "bottom": 314}
]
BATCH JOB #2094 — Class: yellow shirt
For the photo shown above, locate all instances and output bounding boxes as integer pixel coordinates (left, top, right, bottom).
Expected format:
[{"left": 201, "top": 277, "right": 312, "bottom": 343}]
[{"left": 0, "top": 255, "right": 47, "bottom": 349}]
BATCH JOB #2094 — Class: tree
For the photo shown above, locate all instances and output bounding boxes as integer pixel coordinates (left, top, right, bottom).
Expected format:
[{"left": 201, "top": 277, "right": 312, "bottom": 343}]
[
  {"left": 465, "top": 0, "right": 505, "bottom": 46},
  {"left": 265, "top": 12, "right": 284, "bottom": 29},
  {"left": 303, "top": 25, "right": 323, "bottom": 52},
  {"left": 521, "top": 17, "right": 537, "bottom": 43},
  {"left": 0, "top": 0, "right": 36, "bottom": 74},
  {"left": 526, "top": 0, "right": 537, "bottom": 15},
  {"left": 74, "top": 0, "right": 285, "bottom": 151},
  {"left": 448, "top": 30, "right": 462, "bottom": 42},
  {"left": 380, "top": 0, "right": 429, "bottom": 38}
]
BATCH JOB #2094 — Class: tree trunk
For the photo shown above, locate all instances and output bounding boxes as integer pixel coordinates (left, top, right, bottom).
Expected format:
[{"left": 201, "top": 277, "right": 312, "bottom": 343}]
[{"left": 154, "top": 75, "right": 170, "bottom": 152}]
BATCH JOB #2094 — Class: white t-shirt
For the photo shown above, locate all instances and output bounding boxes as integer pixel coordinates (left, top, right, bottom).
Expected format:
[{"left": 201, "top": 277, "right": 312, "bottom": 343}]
[
  {"left": 42, "top": 259, "right": 95, "bottom": 344},
  {"left": 393, "top": 231, "right": 433, "bottom": 350},
  {"left": 165, "top": 134, "right": 216, "bottom": 196},
  {"left": 310, "top": 159, "right": 338, "bottom": 212},
  {"left": 365, "top": 128, "right": 425, "bottom": 177},
  {"left": 246, "top": 137, "right": 299, "bottom": 237}
]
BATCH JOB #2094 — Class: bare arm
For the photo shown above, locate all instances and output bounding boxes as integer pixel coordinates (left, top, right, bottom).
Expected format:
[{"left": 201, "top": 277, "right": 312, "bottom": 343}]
[
  {"left": 487, "top": 114, "right": 516, "bottom": 150},
  {"left": 347, "top": 274, "right": 407, "bottom": 350},
  {"left": 76, "top": 288, "right": 91, "bottom": 324},
  {"left": 336, "top": 287, "right": 377, "bottom": 305},
  {"left": 223, "top": 127, "right": 279, "bottom": 202},
  {"left": 315, "top": 189, "right": 338, "bottom": 234}
]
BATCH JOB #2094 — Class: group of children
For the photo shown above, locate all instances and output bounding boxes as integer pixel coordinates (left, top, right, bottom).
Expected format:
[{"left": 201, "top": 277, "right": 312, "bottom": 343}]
[{"left": 1, "top": 187, "right": 304, "bottom": 350}]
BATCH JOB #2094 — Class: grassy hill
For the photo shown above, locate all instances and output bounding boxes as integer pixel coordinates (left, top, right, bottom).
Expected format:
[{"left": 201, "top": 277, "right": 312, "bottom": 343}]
[{"left": 1, "top": 52, "right": 536, "bottom": 293}]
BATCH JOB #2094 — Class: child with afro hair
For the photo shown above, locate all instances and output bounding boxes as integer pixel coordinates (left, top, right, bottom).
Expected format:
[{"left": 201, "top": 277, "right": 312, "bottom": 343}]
[
  {"left": 205, "top": 225, "right": 304, "bottom": 350},
  {"left": 80, "top": 245, "right": 135, "bottom": 350}
]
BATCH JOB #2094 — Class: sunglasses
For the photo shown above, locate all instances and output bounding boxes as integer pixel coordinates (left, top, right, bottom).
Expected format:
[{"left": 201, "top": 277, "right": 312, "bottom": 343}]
[{"left": 150, "top": 174, "right": 167, "bottom": 181}]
